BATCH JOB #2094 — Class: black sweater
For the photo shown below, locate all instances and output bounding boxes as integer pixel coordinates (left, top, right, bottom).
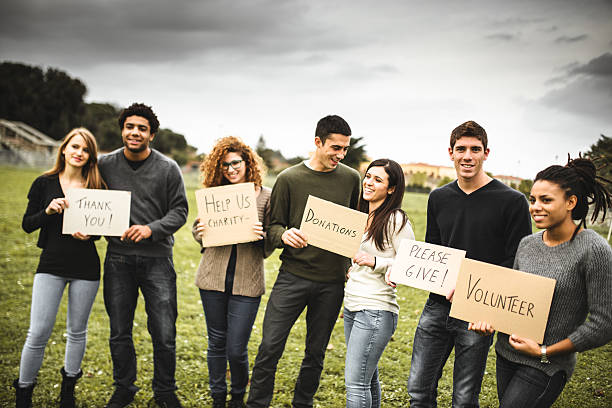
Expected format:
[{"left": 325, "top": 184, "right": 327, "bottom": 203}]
[
  {"left": 22, "top": 174, "right": 100, "bottom": 280},
  {"left": 426, "top": 179, "right": 532, "bottom": 304}
]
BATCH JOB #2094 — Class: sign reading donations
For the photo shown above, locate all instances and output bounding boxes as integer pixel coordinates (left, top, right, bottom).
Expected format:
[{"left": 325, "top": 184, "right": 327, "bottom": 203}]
[
  {"left": 449, "top": 258, "right": 556, "bottom": 343},
  {"left": 62, "top": 189, "right": 131, "bottom": 236},
  {"left": 299, "top": 195, "right": 368, "bottom": 258},
  {"left": 388, "top": 240, "right": 466, "bottom": 296},
  {"left": 195, "top": 182, "right": 259, "bottom": 247}
]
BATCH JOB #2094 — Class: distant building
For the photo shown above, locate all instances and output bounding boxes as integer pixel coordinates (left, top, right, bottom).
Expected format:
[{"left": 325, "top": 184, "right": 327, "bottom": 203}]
[
  {"left": 495, "top": 174, "right": 523, "bottom": 188},
  {"left": 0, "top": 119, "right": 60, "bottom": 167}
]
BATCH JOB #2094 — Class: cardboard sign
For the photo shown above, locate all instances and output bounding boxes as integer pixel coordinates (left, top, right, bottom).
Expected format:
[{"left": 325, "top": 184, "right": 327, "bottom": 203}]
[
  {"left": 299, "top": 195, "right": 368, "bottom": 258},
  {"left": 62, "top": 189, "right": 131, "bottom": 236},
  {"left": 449, "top": 258, "right": 556, "bottom": 343},
  {"left": 195, "top": 183, "right": 259, "bottom": 247},
  {"left": 389, "top": 240, "right": 466, "bottom": 296}
]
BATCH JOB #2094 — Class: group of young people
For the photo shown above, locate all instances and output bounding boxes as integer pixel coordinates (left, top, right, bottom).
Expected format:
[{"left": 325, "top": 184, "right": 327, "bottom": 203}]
[{"left": 12, "top": 103, "right": 612, "bottom": 408}]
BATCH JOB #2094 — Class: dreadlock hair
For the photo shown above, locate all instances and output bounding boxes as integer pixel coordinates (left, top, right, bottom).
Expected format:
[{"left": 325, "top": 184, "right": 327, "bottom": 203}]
[
  {"left": 358, "top": 159, "right": 409, "bottom": 251},
  {"left": 534, "top": 155, "right": 611, "bottom": 241}
]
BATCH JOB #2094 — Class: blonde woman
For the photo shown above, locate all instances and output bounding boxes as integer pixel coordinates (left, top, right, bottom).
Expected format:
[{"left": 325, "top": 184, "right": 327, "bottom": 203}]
[{"left": 14, "top": 128, "right": 106, "bottom": 408}]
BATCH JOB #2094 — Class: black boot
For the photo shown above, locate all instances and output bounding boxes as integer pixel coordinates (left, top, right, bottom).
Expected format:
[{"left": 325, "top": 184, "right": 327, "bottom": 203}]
[
  {"left": 211, "top": 392, "right": 226, "bottom": 408},
  {"left": 59, "top": 367, "right": 82, "bottom": 408},
  {"left": 12, "top": 379, "right": 35, "bottom": 408},
  {"left": 228, "top": 393, "right": 245, "bottom": 408}
]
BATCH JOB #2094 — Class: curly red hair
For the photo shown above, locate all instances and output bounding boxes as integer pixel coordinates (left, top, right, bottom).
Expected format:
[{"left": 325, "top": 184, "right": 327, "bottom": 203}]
[{"left": 200, "top": 136, "right": 265, "bottom": 187}]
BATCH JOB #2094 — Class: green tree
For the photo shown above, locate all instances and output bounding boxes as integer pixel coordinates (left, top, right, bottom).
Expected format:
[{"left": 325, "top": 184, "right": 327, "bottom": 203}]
[
  {"left": 343, "top": 136, "right": 367, "bottom": 171},
  {"left": 80, "top": 103, "right": 121, "bottom": 151},
  {"left": 437, "top": 176, "right": 454, "bottom": 187},
  {"left": 518, "top": 179, "right": 533, "bottom": 198},
  {"left": 585, "top": 134, "right": 611, "bottom": 192},
  {"left": 0, "top": 62, "right": 86, "bottom": 140}
]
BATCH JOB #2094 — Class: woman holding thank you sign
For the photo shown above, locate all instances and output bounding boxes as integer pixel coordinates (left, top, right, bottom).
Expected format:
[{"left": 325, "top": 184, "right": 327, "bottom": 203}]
[
  {"left": 343, "top": 159, "right": 415, "bottom": 408},
  {"left": 192, "top": 136, "right": 271, "bottom": 408},
  {"left": 14, "top": 128, "right": 106, "bottom": 408},
  {"left": 470, "top": 156, "right": 612, "bottom": 407}
]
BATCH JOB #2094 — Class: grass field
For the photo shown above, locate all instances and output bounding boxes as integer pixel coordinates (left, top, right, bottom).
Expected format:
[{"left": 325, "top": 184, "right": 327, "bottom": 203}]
[{"left": 0, "top": 166, "right": 610, "bottom": 407}]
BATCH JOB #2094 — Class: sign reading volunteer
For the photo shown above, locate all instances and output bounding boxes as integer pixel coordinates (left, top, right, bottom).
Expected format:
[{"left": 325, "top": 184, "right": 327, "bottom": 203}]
[
  {"left": 388, "top": 240, "right": 466, "bottom": 296},
  {"left": 299, "top": 195, "right": 368, "bottom": 258},
  {"left": 449, "top": 258, "right": 556, "bottom": 343},
  {"left": 195, "top": 182, "right": 259, "bottom": 247},
  {"left": 62, "top": 189, "right": 131, "bottom": 236}
]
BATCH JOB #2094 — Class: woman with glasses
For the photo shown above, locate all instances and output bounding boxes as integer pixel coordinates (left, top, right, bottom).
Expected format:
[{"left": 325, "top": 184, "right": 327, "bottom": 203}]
[{"left": 193, "top": 136, "right": 271, "bottom": 408}]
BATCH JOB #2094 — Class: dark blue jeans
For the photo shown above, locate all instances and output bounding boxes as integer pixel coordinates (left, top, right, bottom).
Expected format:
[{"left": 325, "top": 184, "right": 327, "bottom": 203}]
[
  {"left": 200, "top": 289, "right": 261, "bottom": 397},
  {"left": 246, "top": 271, "right": 344, "bottom": 408},
  {"left": 407, "top": 298, "right": 493, "bottom": 408},
  {"left": 496, "top": 354, "right": 567, "bottom": 408},
  {"left": 103, "top": 252, "right": 178, "bottom": 396}
]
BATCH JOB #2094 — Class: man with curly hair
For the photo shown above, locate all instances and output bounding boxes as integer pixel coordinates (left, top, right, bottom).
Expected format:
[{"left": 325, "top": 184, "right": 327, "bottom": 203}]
[
  {"left": 247, "top": 115, "right": 361, "bottom": 408},
  {"left": 98, "top": 103, "right": 188, "bottom": 408}
]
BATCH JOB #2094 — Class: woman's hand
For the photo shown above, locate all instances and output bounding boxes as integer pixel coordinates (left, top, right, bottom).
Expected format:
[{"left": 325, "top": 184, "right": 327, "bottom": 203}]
[
  {"left": 346, "top": 265, "right": 353, "bottom": 281},
  {"left": 72, "top": 232, "right": 91, "bottom": 241},
  {"left": 45, "top": 198, "right": 68, "bottom": 215},
  {"left": 508, "top": 334, "right": 540, "bottom": 357},
  {"left": 385, "top": 267, "right": 396, "bottom": 288},
  {"left": 195, "top": 217, "right": 207, "bottom": 239},
  {"left": 253, "top": 221, "right": 264, "bottom": 240},
  {"left": 353, "top": 251, "right": 375, "bottom": 268},
  {"left": 468, "top": 321, "right": 495, "bottom": 336}
]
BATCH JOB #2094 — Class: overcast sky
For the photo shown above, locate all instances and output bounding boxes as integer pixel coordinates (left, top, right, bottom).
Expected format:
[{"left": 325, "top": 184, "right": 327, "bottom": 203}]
[{"left": 2, "top": 0, "right": 611, "bottom": 178}]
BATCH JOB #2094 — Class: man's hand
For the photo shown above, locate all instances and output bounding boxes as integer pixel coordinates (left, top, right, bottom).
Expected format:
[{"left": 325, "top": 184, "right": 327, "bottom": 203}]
[
  {"left": 121, "top": 225, "right": 152, "bottom": 243},
  {"left": 72, "top": 232, "right": 91, "bottom": 241},
  {"left": 281, "top": 228, "right": 307, "bottom": 248},
  {"left": 253, "top": 222, "right": 264, "bottom": 240},
  {"left": 468, "top": 321, "right": 494, "bottom": 336},
  {"left": 446, "top": 287, "right": 455, "bottom": 302}
]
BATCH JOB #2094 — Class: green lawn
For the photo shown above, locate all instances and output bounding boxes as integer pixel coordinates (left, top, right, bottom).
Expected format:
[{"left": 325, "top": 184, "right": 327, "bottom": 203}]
[{"left": 0, "top": 166, "right": 610, "bottom": 407}]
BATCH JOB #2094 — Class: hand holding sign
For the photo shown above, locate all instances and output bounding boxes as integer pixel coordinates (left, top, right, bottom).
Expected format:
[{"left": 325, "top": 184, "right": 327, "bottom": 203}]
[
  {"left": 62, "top": 189, "right": 131, "bottom": 236},
  {"left": 388, "top": 240, "right": 466, "bottom": 296}
]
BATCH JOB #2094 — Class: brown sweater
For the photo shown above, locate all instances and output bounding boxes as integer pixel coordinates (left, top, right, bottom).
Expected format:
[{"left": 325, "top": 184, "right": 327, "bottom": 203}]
[{"left": 193, "top": 186, "right": 271, "bottom": 297}]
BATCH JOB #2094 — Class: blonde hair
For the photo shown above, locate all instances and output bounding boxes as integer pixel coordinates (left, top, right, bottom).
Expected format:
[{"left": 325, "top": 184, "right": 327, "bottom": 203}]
[
  {"left": 44, "top": 127, "right": 107, "bottom": 189},
  {"left": 200, "top": 136, "right": 264, "bottom": 187}
]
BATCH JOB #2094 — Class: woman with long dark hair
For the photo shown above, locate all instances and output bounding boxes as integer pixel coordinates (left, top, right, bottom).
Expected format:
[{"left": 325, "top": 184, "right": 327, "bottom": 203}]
[
  {"left": 343, "top": 159, "right": 415, "bottom": 408},
  {"left": 192, "top": 136, "right": 271, "bottom": 408},
  {"left": 14, "top": 128, "right": 106, "bottom": 408},
  {"left": 470, "top": 156, "right": 612, "bottom": 407}
]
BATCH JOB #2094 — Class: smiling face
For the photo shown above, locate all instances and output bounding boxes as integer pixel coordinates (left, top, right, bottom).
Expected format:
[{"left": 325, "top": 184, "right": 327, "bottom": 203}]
[
  {"left": 312, "top": 133, "right": 350, "bottom": 172},
  {"left": 449, "top": 136, "right": 489, "bottom": 182},
  {"left": 62, "top": 134, "right": 90, "bottom": 169},
  {"left": 121, "top": 115, "right": 155, "bottom": 154},
  {"left": 529, "top": 180, "right": 576, "bottom": 230},
  {"left": 362, "top": 166, "right": 394, "bottom": 206},
  {"left": 222, "top": 151, "right": 247, "bottom": 184}
]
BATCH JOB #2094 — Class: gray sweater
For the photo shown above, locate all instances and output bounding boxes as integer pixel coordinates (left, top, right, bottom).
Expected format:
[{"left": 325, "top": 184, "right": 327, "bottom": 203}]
[
  {"left": 495, "top": 229, "right": 612, "bottom": 378},
  {"left": 98, "top": 148, "right": 188, "bottom": 257}
]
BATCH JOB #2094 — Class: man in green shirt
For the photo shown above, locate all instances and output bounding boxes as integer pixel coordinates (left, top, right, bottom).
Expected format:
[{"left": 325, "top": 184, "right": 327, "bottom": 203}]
[{"left": 247, "top": 115, "right": 361, "bottom": 408}]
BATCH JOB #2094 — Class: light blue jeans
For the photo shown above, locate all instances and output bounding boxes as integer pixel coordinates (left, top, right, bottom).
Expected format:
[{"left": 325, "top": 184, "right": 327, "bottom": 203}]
[
  {"left": 18, "top": 273, "right": 99, "bottom": 386},
  {"left": 343, "top": 308, "right": 398, "bottom": 408}
]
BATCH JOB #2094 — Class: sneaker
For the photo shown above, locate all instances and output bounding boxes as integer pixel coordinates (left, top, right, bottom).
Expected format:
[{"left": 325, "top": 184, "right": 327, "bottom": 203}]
[
  {"left": 105, "top": 388, "right": 135, "bottom": 408},
  {"left": 154, "top": 392, "right": 183, "bottom": 408}
]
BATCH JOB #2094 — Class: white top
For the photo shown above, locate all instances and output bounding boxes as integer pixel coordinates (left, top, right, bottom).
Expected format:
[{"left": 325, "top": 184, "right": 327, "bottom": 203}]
[{"left": 344, "top": 211, "right": 415, "bottom": 314}]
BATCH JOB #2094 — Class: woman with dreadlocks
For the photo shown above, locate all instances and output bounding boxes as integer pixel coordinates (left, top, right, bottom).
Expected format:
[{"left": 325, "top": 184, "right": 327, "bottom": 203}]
[{"left": 469, "top": 156, "right": 612, "bottom": 407}]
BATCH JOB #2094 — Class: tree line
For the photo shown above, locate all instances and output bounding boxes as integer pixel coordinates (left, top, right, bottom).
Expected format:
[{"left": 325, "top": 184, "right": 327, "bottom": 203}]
[{"left": 0, "top": 62, "right": 196, "bottom": 165}]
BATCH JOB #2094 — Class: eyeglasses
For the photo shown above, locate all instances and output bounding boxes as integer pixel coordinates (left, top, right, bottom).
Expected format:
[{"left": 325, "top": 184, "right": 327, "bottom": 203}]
[{"left": 221, "top": 159, "right": 244, "bottom": 171}]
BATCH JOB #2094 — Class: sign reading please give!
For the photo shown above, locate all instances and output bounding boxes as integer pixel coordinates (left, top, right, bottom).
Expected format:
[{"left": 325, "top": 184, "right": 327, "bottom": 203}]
[
  {"left": 388, "top": 240, "right": 466, "bottom": 296},
  {"left": 449, "top": 258, "right": 556, "bottom": 343},
  {"left": 62, "top": 189, "right": 131, "bottom": 236},
  {"left": 195, "top": 182, "right": 259, "bottom": 247},
  {"left": 299, "top": 195, "right": 368, "bottom": 258}
]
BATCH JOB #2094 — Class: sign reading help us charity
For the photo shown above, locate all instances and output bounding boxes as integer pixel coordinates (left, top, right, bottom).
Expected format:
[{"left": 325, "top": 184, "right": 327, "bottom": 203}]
[
  {"left": 299, "top": 195, "right": 368, "bottom": 258},
  {"left": 195, "top": 182, "right": 259, "bottom": 247},
  {"left": 449, "top": 258, "right": 556, "bottom": 343},
  {"left": 62, "top": 189, "right": 131, "bottom": 236},
  {"left": 388, "top": 240, "right": 466, "bottom": 296}
]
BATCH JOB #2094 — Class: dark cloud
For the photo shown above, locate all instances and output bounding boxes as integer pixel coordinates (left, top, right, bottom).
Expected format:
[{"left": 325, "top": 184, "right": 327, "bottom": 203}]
[
  {"left": 485, "top": 33, "right": 519, "bottom": 42},
  {"left": 0, "top": 0, "right": 358, "bottom": 64},
  {"left": 554, "top": 34, "right": 588, "bottom": 43},
  {"left": 540, "top": 53, "right": 612, "bottom": 121}
]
